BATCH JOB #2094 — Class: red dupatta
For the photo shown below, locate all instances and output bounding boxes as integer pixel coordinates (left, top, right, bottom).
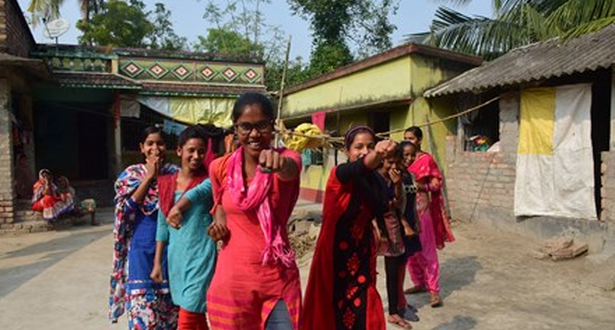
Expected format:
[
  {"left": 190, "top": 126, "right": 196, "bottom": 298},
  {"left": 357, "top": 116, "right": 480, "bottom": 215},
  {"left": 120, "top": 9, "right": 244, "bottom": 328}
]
[
  {"left": 409, "top": 152, "right": 455, "bottom": 249},
  {"left": 158, "top": 171, "right": 208, "bottom": 218}
]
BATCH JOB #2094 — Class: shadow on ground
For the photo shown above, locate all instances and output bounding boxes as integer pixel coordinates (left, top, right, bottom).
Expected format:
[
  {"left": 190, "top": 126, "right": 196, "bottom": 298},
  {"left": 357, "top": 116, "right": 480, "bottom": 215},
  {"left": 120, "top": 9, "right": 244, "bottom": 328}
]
[
  {"left": 406, "top": 256, "right": 481, "bottom": 310},
  {"left": 0, "top": 225, "right": 110, "bottom": 297},
  {"left": 431, "top": 315, "right": 478, "bottom": 330}
]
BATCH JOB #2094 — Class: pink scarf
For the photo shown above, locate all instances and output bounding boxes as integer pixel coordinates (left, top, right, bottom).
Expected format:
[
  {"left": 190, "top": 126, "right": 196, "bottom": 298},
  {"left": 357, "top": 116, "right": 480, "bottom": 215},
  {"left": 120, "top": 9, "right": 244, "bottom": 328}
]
[{"left": 227, "top": 147, "right": 295, "bottom": 267}]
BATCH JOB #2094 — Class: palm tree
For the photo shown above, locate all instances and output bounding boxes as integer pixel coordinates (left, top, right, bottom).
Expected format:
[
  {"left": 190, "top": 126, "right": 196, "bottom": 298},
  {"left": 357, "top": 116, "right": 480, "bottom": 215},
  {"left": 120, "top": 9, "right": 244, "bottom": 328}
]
[
  {"left": 408, "top": 0, "right": 615, "bottom": 59},
  {"left": 27, "top": 0, "right": 104, "bottom": 26}
]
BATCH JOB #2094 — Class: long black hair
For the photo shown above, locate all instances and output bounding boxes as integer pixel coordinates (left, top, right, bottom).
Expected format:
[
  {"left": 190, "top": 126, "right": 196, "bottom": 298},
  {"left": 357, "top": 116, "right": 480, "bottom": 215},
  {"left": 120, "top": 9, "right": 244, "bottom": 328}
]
[{"left": 195, "top": 124, "right": 229, "bottom": 156}]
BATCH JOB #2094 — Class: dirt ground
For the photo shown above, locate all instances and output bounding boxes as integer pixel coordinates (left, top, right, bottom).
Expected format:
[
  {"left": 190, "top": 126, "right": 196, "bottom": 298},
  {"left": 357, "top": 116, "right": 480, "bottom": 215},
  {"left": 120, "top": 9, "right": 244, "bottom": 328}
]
[
  {"left": 293, "top": 218, "right": 615, "bottom": 330},
  {"left": 0, "top": 207, "right": 613, "bottom": 330}
]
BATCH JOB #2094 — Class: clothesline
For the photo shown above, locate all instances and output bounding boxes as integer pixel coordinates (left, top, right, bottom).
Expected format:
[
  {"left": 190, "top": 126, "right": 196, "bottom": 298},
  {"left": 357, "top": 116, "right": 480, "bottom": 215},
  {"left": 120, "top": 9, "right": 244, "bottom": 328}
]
[{"left": 278, "top": 95, "right": 502, "bottom": 148}]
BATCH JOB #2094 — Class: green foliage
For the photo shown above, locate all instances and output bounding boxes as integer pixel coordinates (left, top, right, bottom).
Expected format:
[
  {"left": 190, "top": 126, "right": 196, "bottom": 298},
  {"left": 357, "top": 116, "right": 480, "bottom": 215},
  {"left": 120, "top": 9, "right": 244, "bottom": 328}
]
[
  {"left": 308, "top": 42, "right": 353, "bottom": 76},
  {"left": 149, "top": 3, "right": 188, "bottom": 51},
  {"left": 409, "top": 0, "right": 615, "bottom": 59},
  {"left": 76, "top": 0, "right": 186, "bottom": 50},
  {"left": 196, "top": 0, "right": 310, "bottom": 91},
  {"left": 288, "top": 0, "right": 399, "bottom": 75},
  {"left": 27, "top": 0, "right": 65, "bottom": 26},
  {"left": 27, "top": 0, "right": 104, "bottom": 26},
  {"left": 77, "top": 0, "right": 152, "bottom": 47},
  {"left": 265, "top": 57, "right": 312, "bottom": 91},
  {"left": 193, "top": 28, "right": 264, "bottom": 56}
]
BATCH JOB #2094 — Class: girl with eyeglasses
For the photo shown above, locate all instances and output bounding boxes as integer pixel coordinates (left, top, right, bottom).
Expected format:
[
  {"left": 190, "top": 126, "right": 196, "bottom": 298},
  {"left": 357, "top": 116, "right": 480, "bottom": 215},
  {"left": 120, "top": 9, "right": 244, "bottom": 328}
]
[{"left": 168, "top": 92, "right": 303, "bottom": 330}]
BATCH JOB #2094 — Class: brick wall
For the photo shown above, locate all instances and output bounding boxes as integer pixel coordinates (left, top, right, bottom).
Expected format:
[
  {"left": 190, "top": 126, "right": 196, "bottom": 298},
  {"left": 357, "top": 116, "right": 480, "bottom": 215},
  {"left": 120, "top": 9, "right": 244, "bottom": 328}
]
[
  {"left": 0, "top": 0, "right": 35, "bottom": 56},
  {"left": 0, "top": 79, "right": 15, "bottom": 224},
  {"left": 445, "top": 93, "right": 519, "bottom": 226}
]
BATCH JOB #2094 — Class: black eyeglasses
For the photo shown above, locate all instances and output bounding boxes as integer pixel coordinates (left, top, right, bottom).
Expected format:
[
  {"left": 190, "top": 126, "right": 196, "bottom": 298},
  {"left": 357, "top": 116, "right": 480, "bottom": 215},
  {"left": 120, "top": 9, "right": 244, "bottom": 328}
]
[{"left": 235, "top": 121, "right": 273, "bottom": 135}]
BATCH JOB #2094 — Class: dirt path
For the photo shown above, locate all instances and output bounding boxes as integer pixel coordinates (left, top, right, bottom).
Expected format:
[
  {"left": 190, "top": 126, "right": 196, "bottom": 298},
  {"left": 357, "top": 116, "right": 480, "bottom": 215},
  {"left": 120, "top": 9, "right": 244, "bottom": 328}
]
[
  {"left": 0, "top": 208, "right": 613, "bottom": 330},
  {"left": 296, "top": 221, "right": 615, "bottom": 330}
]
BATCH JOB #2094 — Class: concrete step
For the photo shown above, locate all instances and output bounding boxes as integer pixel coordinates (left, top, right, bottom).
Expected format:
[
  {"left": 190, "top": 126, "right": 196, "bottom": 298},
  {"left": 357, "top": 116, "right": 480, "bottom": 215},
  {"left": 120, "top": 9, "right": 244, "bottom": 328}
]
[{"left": 0, "top": 220, "right": 53, "bottom": 235}]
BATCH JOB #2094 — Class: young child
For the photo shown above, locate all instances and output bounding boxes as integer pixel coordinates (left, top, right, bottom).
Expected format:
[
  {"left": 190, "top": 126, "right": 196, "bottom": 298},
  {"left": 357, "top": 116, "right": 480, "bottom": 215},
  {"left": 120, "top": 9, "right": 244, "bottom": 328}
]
[
  {"left": 394, "top": 141, "right": 423, "bottom": 321},
  {"left": 151, "top": 125, "right": 217, "bottom": 330},
  {"left": 375, "top": 150, "right": 418, "bottom": 329}
]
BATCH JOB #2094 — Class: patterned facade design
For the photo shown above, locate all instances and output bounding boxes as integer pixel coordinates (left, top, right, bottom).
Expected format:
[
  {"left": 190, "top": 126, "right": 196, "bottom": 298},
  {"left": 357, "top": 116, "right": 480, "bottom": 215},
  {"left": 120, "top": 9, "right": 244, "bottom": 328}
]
[
  {"left": 33, "top": 46, "right": 266, "bottom": 96},
  {"left": 119, "top": 58, "right": 263, "bottom": 85}
]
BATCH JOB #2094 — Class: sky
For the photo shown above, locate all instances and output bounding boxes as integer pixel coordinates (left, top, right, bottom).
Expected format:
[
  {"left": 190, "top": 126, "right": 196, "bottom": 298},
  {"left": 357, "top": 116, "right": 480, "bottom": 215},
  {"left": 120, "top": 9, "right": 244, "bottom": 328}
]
[{"left": 17, "top": 0, "right": 493, "bottom": 59}]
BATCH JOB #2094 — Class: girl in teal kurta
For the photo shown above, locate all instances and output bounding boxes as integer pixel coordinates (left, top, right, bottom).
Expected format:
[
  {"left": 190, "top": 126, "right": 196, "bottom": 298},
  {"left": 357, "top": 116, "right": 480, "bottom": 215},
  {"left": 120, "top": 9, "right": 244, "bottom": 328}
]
[{"left": 151, "top": 125, "right": 217, "bottom": 330}]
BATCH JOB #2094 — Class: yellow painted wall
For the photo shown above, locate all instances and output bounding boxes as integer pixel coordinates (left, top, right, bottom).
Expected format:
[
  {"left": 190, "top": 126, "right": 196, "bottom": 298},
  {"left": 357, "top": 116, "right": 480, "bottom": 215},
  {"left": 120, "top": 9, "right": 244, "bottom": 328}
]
[
  {"left": 301, "top": 149, "right": 342, "bottom": 192},
  {"left": 404, "top": 97, "right": 456, "bottom": 171},
  {"left": 301, "top": 111, "right": 368, "bottom": 192},
  {"left": 405, "top": 55, "right": 461, "bottom": 169},
  {"left": 293, "top": 53, "right": 472, "bottom": 196},
  {"left": 284, "top": 57, "right": 411, "bottom": 118},
  {"left": 327, "top": 111, "right": 369, "bottom": 135}
]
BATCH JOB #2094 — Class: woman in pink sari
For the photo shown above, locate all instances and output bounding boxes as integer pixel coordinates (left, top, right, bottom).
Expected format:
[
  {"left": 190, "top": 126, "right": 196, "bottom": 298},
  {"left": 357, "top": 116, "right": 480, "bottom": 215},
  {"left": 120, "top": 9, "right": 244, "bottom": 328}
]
[{"left": 402, "top": 127, "right": 454, "bottom": 308}]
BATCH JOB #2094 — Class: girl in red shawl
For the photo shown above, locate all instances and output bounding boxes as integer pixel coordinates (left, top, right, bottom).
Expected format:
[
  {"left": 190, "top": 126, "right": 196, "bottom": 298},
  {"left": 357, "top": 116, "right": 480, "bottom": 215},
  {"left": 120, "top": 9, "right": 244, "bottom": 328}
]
[
  {"left": 31, "top": 169, "right": 74, "bottom": 221},
  {"left": 167, "top": 92, "right": 302, "bottom": 330},
  {"left": 302, "top": 126, "right": 397, "bottom": 330},
  {"left": 402, "top": 126, "right": 455, "bottom": 308}
]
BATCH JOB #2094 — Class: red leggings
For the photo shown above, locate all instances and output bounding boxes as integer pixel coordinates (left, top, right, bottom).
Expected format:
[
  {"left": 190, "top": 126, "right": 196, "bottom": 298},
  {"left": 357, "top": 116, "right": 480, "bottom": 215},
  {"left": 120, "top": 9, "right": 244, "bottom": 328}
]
[{"left": 178, "top": 308, "right": 208, "bottom": 330}]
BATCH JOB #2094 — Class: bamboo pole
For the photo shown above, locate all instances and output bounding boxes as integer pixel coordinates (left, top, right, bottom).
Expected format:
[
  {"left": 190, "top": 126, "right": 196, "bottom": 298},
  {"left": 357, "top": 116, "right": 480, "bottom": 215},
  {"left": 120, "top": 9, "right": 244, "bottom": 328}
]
[{"left": 275, "top": 35, "right": 292, "bottom": 148}]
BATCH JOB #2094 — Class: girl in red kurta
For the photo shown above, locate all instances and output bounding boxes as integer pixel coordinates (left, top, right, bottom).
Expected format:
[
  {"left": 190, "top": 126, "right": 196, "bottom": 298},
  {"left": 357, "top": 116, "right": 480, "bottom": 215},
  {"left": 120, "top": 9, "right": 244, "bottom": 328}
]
[
  {"left": 168, "top": 92, "right": 302, "bottom": 330},
  {"left": 302, "top": 126, "right": 397, "bottom": 330}
]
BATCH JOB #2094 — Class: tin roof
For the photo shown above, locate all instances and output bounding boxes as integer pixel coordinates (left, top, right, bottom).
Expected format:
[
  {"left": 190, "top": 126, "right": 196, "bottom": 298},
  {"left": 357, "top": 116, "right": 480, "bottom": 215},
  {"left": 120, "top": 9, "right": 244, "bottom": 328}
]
[
  {"left": 53, "top": 72, "right": 142, "bottom": 89},
  {"left": 424, "top": 24, "right": 615, "bottom": 97}
]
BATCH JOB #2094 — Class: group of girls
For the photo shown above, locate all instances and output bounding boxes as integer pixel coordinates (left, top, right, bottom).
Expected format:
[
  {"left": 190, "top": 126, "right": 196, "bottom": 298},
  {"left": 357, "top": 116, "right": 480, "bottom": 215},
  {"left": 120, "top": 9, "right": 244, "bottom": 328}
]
[
  {"left": 110, "top": 92, "right": 302, "bottom": 330},
  {"left": 302, "top": 126, "right": 454, "bottom": 330},
  {"left": 108, "top": 90, "right": 453, "bottom": 330}
]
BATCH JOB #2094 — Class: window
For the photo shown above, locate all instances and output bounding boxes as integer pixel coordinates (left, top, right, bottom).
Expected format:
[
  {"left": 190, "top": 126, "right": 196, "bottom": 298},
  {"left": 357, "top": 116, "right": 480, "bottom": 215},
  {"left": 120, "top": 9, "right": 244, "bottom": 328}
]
[{"left": 458, "top": 94, "right": 500, "bottom": 152}]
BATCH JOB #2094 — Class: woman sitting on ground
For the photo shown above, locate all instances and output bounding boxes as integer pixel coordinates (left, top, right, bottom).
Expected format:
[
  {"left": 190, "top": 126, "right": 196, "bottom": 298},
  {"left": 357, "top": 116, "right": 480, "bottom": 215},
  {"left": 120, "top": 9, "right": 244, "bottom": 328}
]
[{"left": 31, "top": 169, "right": 74, "bottom": 222}]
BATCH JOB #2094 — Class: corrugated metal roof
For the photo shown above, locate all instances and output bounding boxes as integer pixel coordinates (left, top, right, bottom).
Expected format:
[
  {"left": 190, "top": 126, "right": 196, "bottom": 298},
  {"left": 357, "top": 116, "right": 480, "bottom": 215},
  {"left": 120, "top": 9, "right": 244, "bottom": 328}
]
[
  {"left": 54, "top": 72, "right": 142, "bottom": 90},
  {"left": 425, "top": 24, "right": 615, "bottom": 98}
]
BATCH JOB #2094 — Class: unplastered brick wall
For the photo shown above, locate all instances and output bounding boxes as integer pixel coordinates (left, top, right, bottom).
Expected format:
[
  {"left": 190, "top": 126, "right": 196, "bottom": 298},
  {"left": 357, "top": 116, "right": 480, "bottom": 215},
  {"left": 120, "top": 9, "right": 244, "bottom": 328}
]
[
  {"left": 0, "top": 79, "right": 15, "bottom": 224},
  {"left": 600, "top": 151, "right": 615, "bottom": 224},
  {"left": 0, "top": 0, "right": 35, "bottom": 56},
  {"left": 445, "top": 93, "right": 519, "bottom": 225}
]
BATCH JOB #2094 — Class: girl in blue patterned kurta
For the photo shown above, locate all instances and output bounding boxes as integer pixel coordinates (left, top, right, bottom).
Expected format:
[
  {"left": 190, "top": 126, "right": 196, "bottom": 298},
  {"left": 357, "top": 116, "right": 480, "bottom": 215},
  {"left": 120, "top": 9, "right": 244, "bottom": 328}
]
[
  {"left": 152, "top": 125, "right": 217, "bottom": 330},
  {"left": 109, "top": 126, "right": 179, "bottom": 330}
]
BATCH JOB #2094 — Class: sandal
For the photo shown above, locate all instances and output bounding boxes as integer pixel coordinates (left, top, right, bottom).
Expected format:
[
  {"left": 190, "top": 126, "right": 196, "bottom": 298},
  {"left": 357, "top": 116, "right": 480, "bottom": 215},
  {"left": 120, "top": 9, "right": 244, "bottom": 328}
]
[
  {"left": 403, "top": 286, "right": 427, "bottom": 295},
  {"left": 430, "top": 293, "right": 443, "bottom": 308},
  {"left": 387, "top": 314, "right": 413, "bottom": 329},
  {"left": 399, "top": 306, "right": 419, "bottom": 322}
]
